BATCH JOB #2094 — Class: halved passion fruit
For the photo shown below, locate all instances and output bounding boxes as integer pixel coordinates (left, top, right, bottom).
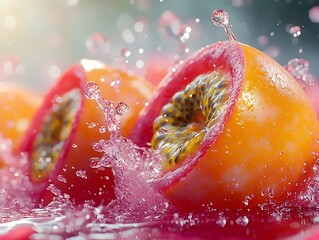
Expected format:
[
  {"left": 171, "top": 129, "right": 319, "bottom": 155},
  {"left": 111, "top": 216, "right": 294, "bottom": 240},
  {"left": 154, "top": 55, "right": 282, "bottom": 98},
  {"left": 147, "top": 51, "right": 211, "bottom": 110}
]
[
  {"left": 19, "top": 59, "right": 154, "bottom": 206},
  {"left": 131, "top": 41, "right": 319, "bottom": 211}
]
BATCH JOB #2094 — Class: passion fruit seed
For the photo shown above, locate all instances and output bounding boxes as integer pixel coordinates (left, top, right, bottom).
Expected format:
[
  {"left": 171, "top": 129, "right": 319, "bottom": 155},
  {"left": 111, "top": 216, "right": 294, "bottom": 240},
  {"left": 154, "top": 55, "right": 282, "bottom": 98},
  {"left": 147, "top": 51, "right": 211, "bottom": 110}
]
[
  {"left": 152, "top": 72, "right": 231, "bottom": 170},
  {"left": 30, "top": 89, "right": 82, "bottom": 182}
]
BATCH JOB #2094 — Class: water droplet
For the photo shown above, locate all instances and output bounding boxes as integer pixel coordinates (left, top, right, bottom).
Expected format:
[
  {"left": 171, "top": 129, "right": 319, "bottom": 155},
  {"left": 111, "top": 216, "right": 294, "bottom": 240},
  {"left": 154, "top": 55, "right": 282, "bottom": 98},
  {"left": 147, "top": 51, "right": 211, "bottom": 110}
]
[
  {"left": 309, "top": 6, "right": 319, "bottom": 23},
  {"left": 84, "top": 82, "right": 101, "bottom": 99},
  {"left": 178, "top": 25, "right": 192, "bottom": 43},
  {"left": 267, "top": 187, "right": 275, "bottom": 198},
  {"left": 115, "top": 102, "right": 129, "bottom": 116},
  {"left": 99, "top": 125, "right": 107, "bottom": 134},
  {"left": 46, "top": 184, "right": 62, "bottom": 196},
  {"left": 236, "top": 216, "right": 249, "bottom": 226},
  {"left": 88, "top": 122, "right": 97, "bottom": 128},
  {"left": 89, "top": 157, "right": 102, "bottom": 168},
  {"left": 211, "top": 9, "right": 230, "bottom": 27},
  {"left": 110, "top": 79, "right": 121, "bottom": 90},
  {"left": 211, "top": 9, "right": 236, "bottom": 41},
  {"left": 289, "top": 26, "right": 301, "bottom": 37},
  {"left": 76, "top": 170, "right": 88, "bottom": 179},
  {"left": 285, "top": 58, "right": 314, "bottom": 87},
  {"left": 85, "top": 33, "right": 111, "bottom": 56},
  {"left": 107, "top": 119, "right": 119, "bottom": 132},
  {"left": 93, "top": 140, "right": 107, "bottom": 152},
  {"left": 216, "top": 217, "right": 227, "bottom": 227},
  {"left": 58, "top": 175, "right": 67, "bottom": 183},
  {"left": 72, "top": 143, "right": 77, "bottom": 148}
]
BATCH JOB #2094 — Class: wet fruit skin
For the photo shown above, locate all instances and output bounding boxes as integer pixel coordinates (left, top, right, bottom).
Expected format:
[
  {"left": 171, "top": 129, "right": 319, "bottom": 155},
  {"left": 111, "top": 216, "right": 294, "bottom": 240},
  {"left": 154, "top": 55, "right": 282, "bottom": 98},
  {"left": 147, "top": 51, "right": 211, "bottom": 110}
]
[
  {"left": 19, "top": 59, "right": 154, "bottom": 206},
  {"left": 0, "top": 83, "right": 40, "bottom": 169},
  {"left": 131, "top": 41, "right": 319, "bottom": 211}
]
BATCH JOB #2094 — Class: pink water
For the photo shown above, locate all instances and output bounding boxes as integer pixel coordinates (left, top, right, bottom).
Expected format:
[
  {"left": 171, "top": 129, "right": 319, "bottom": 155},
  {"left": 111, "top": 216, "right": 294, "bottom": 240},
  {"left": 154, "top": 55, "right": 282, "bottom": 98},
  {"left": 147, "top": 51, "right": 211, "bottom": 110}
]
[
  {"left": 1, "top": 7, "right": 319, "bottom": 240},
  {"left": 1, "top": 77, "right": 319, "bottom": 239},
  {"left": 2, "top": 133, "right": 319, "bottom": 240}
]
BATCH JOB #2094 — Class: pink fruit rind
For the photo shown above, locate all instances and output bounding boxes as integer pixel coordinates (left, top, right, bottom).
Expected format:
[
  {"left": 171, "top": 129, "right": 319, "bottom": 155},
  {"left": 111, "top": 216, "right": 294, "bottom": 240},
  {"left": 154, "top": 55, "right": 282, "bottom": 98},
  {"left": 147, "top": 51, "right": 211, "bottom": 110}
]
[
  {"left": 130, "top": 41, "right": 245, "bottom": 191},
  {"left": 19, "top": 64, "right": 87, "bottom": 196}
]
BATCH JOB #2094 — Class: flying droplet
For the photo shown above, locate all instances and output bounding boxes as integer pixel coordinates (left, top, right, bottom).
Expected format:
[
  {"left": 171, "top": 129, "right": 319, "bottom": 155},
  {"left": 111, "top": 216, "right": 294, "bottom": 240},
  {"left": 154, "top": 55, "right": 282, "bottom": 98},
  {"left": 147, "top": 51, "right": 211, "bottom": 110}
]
[
  {"left": 76, "top": 170, "right": 88, "bottom": 179},
  {"left": 236, "top": 216, "right": 249, "bottom": 226},
  {"left": 115, "top": 102, "right": 129, "bottom": 116},
  {"left": 289, "top": 26, "right": 301, "bottom": 38},
  {"left": 84, "top": 82, "right": 101, "bottom": 99},
  {"left": 211, "top": 9, "right": 236, "bottom": 41},
  {"left": 285, "top": 58, "right": 314, "bottom": 87}
]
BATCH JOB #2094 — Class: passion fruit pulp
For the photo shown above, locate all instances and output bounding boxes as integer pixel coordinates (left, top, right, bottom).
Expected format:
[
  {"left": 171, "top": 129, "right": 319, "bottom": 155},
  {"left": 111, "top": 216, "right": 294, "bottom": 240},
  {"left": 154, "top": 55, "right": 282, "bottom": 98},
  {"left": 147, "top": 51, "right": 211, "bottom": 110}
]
[{"left": 131, "top": 41, "right": 319, "bottom": 211}]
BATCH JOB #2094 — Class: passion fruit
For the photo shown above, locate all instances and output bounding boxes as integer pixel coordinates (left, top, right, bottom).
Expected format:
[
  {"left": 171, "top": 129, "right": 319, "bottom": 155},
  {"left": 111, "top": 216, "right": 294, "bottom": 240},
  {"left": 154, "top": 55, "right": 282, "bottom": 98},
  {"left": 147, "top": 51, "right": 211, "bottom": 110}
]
[
  {"left": 19, "top": 59, "right": 154, "bottom": 206},
  {"left": 131, "top": 41, "right": 319, "bottom": 211}
]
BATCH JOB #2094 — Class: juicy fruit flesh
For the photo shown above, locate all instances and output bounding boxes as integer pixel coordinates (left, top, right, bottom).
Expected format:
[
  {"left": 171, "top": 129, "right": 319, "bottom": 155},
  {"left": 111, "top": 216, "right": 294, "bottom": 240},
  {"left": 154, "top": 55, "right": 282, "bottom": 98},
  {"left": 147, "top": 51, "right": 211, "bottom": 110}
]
[
  {"left": 30, "top": 89, "right": 81, "bottom": 182},
  {"left": 152, "top": 72, "right": 231, "bottom": 170}
]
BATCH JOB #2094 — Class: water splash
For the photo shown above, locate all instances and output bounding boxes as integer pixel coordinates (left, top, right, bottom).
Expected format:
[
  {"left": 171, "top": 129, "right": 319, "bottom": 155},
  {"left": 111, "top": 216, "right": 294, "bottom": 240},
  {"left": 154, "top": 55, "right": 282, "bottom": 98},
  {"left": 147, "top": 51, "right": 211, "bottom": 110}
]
[
  {"left": 84, "top": 81, "right": 168, "bottom": 217},
  {"left": 84, "top": 81, "right": 125, "bottom": 135},
  {"left": 211, "top": 9, "right": 237, "bottom": 42},
  {"left": 284, "top": 58, "right": 315, "bottom": 88}
]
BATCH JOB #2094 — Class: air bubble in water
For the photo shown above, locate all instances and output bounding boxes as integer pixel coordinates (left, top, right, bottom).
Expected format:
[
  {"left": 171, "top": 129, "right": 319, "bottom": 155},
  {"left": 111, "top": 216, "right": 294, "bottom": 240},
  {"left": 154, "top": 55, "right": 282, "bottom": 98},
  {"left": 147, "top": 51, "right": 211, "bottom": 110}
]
[{"left": 211, "top": 9, "right": 236, "bottom": 41}]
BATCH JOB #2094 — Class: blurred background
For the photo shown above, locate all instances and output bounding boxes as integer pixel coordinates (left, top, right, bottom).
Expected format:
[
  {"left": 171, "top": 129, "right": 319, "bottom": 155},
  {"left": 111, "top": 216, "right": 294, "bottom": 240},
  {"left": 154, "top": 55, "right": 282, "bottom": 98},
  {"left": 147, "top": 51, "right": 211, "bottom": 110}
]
[{"left": 0, "top": 0, "right": 319, "bottom": 92}]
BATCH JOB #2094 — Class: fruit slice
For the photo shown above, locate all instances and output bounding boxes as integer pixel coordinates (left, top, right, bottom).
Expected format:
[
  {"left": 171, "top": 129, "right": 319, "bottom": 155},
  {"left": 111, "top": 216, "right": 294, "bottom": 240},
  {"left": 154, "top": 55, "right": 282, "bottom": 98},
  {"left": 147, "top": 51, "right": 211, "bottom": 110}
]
[
  {"left": 19, "top": 59, "right": 154, "bottom": 206},
  {"left": 0, "top": 83, "right": 41, "bottom": 169},
  {"left": 131, "top": 41, "right": 319, "bottom": 211}
]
